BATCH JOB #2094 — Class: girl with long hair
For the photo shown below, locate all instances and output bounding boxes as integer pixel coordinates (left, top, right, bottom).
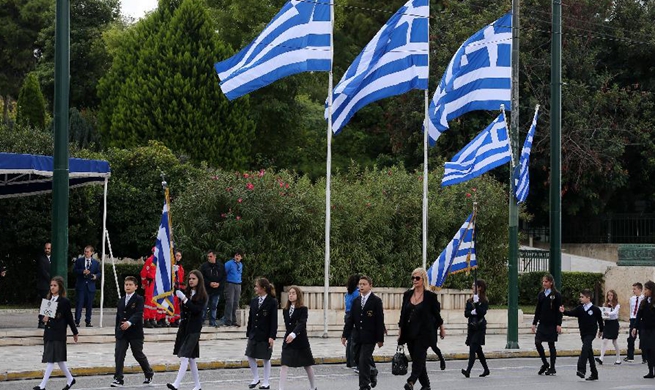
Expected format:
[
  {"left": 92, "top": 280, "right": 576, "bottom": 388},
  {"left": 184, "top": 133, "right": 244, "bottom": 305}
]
[
  {"left": 35, "top": 276, "right": 79, "bottom": 390},
  {"left": 246, "top": 277, "right": 278, "bottom": 389},
  {"left": 461, "top": 279, "right": 490, "bottom": 378},
  {"left": 344, "top": 274, "right": 360, "bottom": 369},
  {"left": 596, "top": 289, "right": 621, "bottom": 365},
  {"left": 632, "top": 280, "right": 655, "bottom": 378},
  {"left": 532, "top": 273, "right": 562, "bottom": 375},
  {"left": 167, "top": 270, "right": 208, "bottom": 390},
  {"left": 278, "top": 286, "right": 317, "bottom": 390}
]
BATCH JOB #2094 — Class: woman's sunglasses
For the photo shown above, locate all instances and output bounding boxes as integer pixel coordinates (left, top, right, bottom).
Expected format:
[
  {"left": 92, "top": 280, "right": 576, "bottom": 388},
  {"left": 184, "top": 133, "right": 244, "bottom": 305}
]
[{"left": 411, "top": 276, "right": 421, "bottom": 281}]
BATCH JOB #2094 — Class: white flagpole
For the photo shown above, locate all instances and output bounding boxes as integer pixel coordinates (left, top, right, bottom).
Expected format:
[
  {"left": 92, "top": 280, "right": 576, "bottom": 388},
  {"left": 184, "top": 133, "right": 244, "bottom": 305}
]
[
  {"left": 422, "top": 8, "right": 430, "bottom": 270},
  {"left": 99, "top": 177, "right": 108, "bottom": 327},
  {"left": 323, "top": 0, "right": 335, "bottom": 338}
]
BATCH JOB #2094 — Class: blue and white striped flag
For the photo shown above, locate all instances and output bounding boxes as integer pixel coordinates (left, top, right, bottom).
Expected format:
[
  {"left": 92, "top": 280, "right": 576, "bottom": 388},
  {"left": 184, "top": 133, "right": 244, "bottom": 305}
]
[
  {"left": 328, "top": 0, "right": 428, "bottom": 133},
  {"left": 214, "top": 0, "right": 332, "bottom": 101},
  {"left": 427, "top": 13, "right": 512, "bottom": 144},
  {"left": 428, "top": 213, "right": 476, "bottom": 288},
  {"left": 514, "top": 105, "right": 539, "bottom": 203},
  {"left": 442, "top": 112, "right": 511, "bottom": 187},
  {"left": 153, "top": 203, "right": 174, "bottom": 315}
]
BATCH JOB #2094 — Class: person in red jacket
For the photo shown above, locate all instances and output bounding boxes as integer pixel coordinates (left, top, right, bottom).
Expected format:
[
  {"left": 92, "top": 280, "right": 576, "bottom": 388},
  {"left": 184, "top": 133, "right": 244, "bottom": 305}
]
[
  {"left": 168, "top": 250, "right": 186, "bottom": 327},
  {"left": 141, "top": 247, "right": 159, "bottom": 328}
]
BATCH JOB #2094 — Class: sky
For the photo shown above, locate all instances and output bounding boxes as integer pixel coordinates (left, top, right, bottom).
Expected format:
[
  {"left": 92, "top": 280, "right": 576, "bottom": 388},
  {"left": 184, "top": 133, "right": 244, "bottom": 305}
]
[{"left": 121, "top": 0, "right": 159, "bottom": 19}]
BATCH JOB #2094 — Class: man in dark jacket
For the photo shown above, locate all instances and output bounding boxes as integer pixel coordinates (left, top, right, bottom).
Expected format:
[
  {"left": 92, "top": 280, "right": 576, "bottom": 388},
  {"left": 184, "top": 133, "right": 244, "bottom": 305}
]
[
  {"left": 36, "top": 242, "right": 52, "bottom": 328},
  {"left": 200, "top": 250, "right": 225, "bottom": 327},
  {"left": 111, "top": 276, "right": 153, "bottom": 387},
  {"left": 341, "top": 275, "right": 385, "bottom": 390}
]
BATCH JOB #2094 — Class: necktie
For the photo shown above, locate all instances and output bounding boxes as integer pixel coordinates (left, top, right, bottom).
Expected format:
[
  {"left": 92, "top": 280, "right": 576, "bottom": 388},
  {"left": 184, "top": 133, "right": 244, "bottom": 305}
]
[
  {"left": 361, "top": 295, "right": 367, "bottom": 308},
  {"left": 258, "top": 296, "right": 264, "bottom": 308},
  {"left": 289, "top": 305, "right": 294, "bottom": 317},
  {"left": 86, "top": 259, "right": 90, "bottom": 270},
  {"left": 633, "top": 297, "right": 640, "bottom": 317},
  {"left": 125, "top": 294, "right": 130, "bottom": 306}
]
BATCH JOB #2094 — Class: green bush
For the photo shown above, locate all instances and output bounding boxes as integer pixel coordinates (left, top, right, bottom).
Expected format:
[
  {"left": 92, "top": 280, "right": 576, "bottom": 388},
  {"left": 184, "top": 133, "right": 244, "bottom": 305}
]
[{"left": 518, "top": 271, "right": 605, "bottom": 308}]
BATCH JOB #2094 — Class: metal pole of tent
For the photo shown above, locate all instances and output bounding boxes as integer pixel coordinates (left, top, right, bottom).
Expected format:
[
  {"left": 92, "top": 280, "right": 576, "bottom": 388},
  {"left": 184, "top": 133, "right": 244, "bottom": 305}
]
[{"left": 100, "top": 177, "right": 108, "bottom": 327}]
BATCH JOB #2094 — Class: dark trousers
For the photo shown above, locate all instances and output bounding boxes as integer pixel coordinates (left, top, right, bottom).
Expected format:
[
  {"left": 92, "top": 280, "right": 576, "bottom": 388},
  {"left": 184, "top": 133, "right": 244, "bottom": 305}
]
[
  {"left": 536, "top": 340, "right": 557, "bottom": 368},
  {"left": 203, "top": 292, "right": 220, "bottom": 325},
  {"left": 354, "top": 342, "right": 377, "bottom": 389},
  {"left": 430, "top": 342, "right": 444, "bottom": 362},
  {"left": 645, "top": 347, "right": 655, "bottom": 375},
  {"left": 224, "top": 283, "right": 241, "bottom": 326},
  {"left": 465, "top": 343, "right": 488, "bottom": 372},
  {"left": 627, "top": 318, "right": 638, "bottom": 360},
  {"left": 37, "top": 289, "right": 48, "bottom": 323},
  {"left": 407, "top": 341, "right": 429, "bottom": 387},
  {"left": 115, "top": 338, "right": 153, "bottom": 380},
  {"left": 578, "top": 334, "right": 597, "bottom": 375},
  {"left": 75, "top": 288, "right": 95, "bottom": 324}
]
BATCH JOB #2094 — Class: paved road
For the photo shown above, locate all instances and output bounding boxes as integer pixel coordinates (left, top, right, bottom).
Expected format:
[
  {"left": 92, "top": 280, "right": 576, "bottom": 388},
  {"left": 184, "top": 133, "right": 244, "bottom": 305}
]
[{"left": 7, "top": 357, "right": 654, "bottom": 390}]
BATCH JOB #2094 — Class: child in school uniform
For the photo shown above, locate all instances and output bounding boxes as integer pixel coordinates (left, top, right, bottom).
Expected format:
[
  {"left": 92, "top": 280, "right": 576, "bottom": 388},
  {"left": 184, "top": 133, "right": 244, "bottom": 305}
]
[
  {"left": 560, "top": 288, "right": 604, "bottom": 381},
  {"left": 532, "top": 273, "right": 562, "bottom": 375},
  {"left": 35, "top": 276, "right": 79, "bottom": 390},
  {"left": 111, "top": 276, "right": 154, "bottom": 387},
  {"left": 246, "top": 277, "right": 278, "bottom": 390},
  {"left": 632, "top": 280, "right": 655, "bottom": 378}
]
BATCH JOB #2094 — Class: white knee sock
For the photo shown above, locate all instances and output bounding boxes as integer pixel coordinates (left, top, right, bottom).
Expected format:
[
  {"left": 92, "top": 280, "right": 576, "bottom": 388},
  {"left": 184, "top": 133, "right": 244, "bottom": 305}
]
[
  {"left": 304, "top": 366, "right": 316, "bottom": 389},
  {"left": 189, "top": 358, "right": 201, "bottom": 390},
  {"left": 57, "top": 361, "right": 74, "bottom": 384},
  {"left": 263, "top": 359, "right": 272, "bottom": 386},
  {"left": 248, "top": 357, "right": 260, "bottom": 384},
  {"left": 39, "top": 363, "right": 55, "bottom": 389},
  {"left": 278, "top": 365, "right": 288, "bottom": 390},
  {"left": 599, "top": 339, "right": 608, "bottom": 360},
  {"left": 173, "top": 357, "right": 189, "bottom": 388},
  {"left": 613, "top": 339, "right": 620, "bottom": 361}
]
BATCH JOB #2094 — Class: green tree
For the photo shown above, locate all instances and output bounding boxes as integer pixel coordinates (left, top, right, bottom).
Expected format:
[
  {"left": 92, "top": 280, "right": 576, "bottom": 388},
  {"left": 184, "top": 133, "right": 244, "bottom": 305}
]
[
  {"left": 16, "top": 72, "right": 46, "bottom": 128},
  {"left": 98, "top": 0, "right": 255, "bottom": 169}
]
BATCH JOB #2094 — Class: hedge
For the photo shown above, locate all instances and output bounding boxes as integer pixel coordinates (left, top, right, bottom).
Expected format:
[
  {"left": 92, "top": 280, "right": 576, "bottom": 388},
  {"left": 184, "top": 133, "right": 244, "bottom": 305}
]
[{"left": 518, "top": 271, "right": 605, "bottom": 308}]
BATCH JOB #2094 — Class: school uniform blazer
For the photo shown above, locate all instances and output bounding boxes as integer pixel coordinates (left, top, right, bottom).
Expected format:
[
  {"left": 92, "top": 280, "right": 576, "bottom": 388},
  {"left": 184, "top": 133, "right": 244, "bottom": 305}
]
[
  {"left": 74, "top": 257, "right": 101, "bottom": 293},
  {"left": 563, "top": 305, "right": 604, "bottom": 336},
  {"left": 342, "top": 292, "right": 385, "bottom": 345},
  {"left": 115, "top": 294, "right": 145, "bottom": 340},
  {"left": 246, "top": 295, "right": 278, "bottom": 342},
  {"left": 44, "top": 297, "right": 78, "bottom": 342},
  {"left": 179, "top": 295, "right": 206, "bottom": 334},
  {"left": 398, "top": 289, "right": 441, "bottom": 346},
  {"left": 282, "top": 306, "right": 310, "bottom": 350},
  {"left": 36, "top": 254, "right": 51, "bottom": 291},
  {"left": 532, "top": 290, "right": 563, "bottom": 326},
  {"left": 636, "top": 299, "right": 655, "bottom": 347}
]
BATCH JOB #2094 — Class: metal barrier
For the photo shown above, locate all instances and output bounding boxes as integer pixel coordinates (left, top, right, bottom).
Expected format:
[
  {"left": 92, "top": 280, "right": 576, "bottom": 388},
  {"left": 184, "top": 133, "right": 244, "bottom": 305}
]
[{"left": 519, "top": 249, "right": 549, "bottom": 273}]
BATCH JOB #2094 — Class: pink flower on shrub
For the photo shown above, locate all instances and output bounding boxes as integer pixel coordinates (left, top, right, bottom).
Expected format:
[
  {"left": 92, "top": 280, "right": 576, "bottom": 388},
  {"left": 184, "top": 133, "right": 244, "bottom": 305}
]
[
  {"left": 258, "top": 169, "right": 265, "bottom": 177},
  {"left": 238, "top": 198, "right": 243, "bottom": 203},
  {"left": 236, "top": 216, "right": 241, "bottom": 220},
  {"left": 472, "top": 187, "right": 477, "bottom": 192},
  {"left": 279, "top": 181, "right": 284, "bottom": 188},
  {"left": 211, "top": 175, "right": 219, "bottom": 180},
  {"left": 246, "top": 182, "right": 254, "bottom": 190},
  {"left": 285, "top": 183, "right": 289, "bottom": 189},
  {"left": 466, "top": 193, "right": 472, "bottom": 198},
  {"left": 243, "top": 173, "right": 250, "bottom": 179},
  {"left": 221, "top": 213, "right": 227, "bottom": 218},
  {"left": 226, "top": 187, "right": 232, "bottom": 192}
]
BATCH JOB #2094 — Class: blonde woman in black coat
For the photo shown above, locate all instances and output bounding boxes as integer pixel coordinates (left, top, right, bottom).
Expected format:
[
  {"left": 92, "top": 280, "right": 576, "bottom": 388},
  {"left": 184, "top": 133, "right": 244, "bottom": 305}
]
[
  {"left": 246, "top": 277, "right": 278, "bottom": 389},
  {"left": 167, "top": 270, "right": 208, "bottom": 390},
  {"left": 35, "top": 276, "right": 79, "bottom": 390},
  {"left": 278, "top": 286, "right": 317, "bottom": 390}
]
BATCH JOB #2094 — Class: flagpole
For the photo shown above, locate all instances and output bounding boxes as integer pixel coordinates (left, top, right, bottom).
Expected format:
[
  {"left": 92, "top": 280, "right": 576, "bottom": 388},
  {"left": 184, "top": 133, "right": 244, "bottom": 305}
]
[
  {"left": 506, "top": 0, "right": 520, "bottom": 349},
  {"left": 161, "top": 174, "right": 176, "bottom": 291},
  {"left": 323, "top": 0, "right": 335, "bottom": 339},
  {"left": 422, "top": 7, "right": 430, "bottom": 270}
]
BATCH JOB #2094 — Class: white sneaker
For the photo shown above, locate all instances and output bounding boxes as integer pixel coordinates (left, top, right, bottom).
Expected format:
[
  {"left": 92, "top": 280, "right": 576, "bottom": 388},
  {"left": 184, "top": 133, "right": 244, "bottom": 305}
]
[{"left": 614, "top": 360, "right": 622, "bottom": 365}]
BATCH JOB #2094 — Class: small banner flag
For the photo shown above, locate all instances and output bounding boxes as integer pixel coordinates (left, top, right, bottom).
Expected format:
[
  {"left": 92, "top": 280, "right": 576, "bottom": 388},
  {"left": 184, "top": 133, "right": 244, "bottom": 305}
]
[
  {"left": 428, "top": 213, "right": 476, "bottom": 289},
  {"left": 152, "top": 203, "right": 174, "bottom": 315}
]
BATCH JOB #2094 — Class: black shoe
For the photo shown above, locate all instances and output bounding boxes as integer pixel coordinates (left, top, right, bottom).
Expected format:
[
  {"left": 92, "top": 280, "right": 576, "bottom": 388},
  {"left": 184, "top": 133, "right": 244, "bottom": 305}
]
[
  {"left": 403, "top": 381, "right": 413, "bottom": 390},
  {"left": 248, "top": 380, "right": 260, "bottom": 389},
  {"left": 644, "top": 373, "right": 655, "bottom": 379},
  {"left": 461, "top": 369, "right": 470, "bottom": 378},
  {"left": 143, "top": 373, "right": 154, "bottom": 384},
  {"left": 85, "top": 323, "right": 93, "bottom": 327},
  {"left": 594, "top": 357, "right": 602, "bottom": 365},
  {"left": 63, "top": 378, "right": 76, "bottom": 390},
  {"left": 145, "top": 320, "right": 154, "bottom": 328},
  {"left": 170, "top": 321, "right": 179, "bottom": 327},
  {"left": 259, "top": 385, "right": 270, "bottom": 390},
  {"left": 110, "top": 378, "right": 124, "bottom": 387},
  {"left": 166, "top": 384, "right": 177, "bottom": 390},
  {"left": 440, "top": 359, "right": 446, "bottom": 371},
  {"left": 419, "top": 387, "right": 431, "bottom": 390},
  {"left": 545, "top": 368, "right": 557, "bottom": 376},
  {"left": 370, "top": 375, "right": 377, "bottom": 388},
  {"left": 33, "top": 386, "right": 44, "bottom": 390},
  {"left": 75, "top": 322, "right": 80, "bottom": 327},
  {"left": 538, "top": 363, "right": 549, "bottom": 375},
  {"left": 586, "top": 374, "right": 598, "bottom": 381},
  {"left": 479, "top": 369, "right": 490, "bottom": 377},
  {"left": 576, "top": 371, "right": 585, "bottom": 379}
]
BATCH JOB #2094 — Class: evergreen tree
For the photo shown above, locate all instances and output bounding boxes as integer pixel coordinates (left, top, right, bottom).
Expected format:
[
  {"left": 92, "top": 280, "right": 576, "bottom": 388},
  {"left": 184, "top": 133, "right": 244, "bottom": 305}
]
[
  {"left": 98, "top": 0, "right": 254, "bottom": 169},
  {"left": 16, "top": 72, "right": 46, "bottom": 128}
]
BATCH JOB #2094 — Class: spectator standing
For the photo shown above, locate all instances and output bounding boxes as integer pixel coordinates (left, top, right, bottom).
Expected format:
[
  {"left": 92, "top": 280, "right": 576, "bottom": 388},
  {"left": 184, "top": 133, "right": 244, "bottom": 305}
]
[
  {"left": 344, "top": 274, "right": 360, "bottom": 370},
  {"left": 626, "top": 282, "right": 644, "bottom": 363},
  {"left": 36, "top": 242, "right": 52, "bottom": 328},
  {"left": 200, "top": 250, "right": 226, "bottom": 327},
  {"left": 74, "top": 245, "right": 101, "bottom": 327},
  {"left": 223, "top": 249, "right": 244, "bottom": 327}
]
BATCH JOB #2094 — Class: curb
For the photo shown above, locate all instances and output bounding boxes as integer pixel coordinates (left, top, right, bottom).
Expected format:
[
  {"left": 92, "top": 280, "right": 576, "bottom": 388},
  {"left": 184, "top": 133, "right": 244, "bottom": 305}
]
[{"left": 3, "top": 348, "right": 637, "bottom": 382}]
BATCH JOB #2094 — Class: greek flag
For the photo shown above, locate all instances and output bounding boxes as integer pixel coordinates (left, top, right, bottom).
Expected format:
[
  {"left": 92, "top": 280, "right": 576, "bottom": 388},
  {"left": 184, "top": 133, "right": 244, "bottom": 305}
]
[
  {"left": 428, "top": 213, "right": 476, "bottom": 288},
  {"left": 514, "top": 106, "right": 539, "bottom": 203},
  {"left": 427, "top": 13, "right": 512, "bottom": 144},
  {"left": 214, "top": 0, "right": 332, "bottom": 101},
  {"left": 442, "top": 112, "right": 511, "bottom": 187},
  {"left": 152, "top": 203, "right": 174, "bottom": 315},
  {"left": 328, "top": 0, "right": 428, "bottom": 133}
]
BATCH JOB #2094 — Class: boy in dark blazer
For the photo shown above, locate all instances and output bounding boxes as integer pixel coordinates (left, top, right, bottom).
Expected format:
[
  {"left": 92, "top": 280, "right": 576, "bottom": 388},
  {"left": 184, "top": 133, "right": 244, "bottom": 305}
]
[
  {"left": 341, "top": 275, "right": 385, "bottom": 390},
  {"left": 74, "top": 245, "right": 101, "bottom": 327},
  {"left": 560, "top": 288, "right": 604, "bottom": 381},
  {"left": 111, "top": 276, "right": 154, "bottom": 387}
]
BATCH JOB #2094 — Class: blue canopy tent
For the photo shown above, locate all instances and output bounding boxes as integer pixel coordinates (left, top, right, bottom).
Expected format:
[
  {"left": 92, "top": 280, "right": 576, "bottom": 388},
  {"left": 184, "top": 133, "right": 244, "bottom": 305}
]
[{"left": 0, "top": 152, "right": 113, "bottom": 326}]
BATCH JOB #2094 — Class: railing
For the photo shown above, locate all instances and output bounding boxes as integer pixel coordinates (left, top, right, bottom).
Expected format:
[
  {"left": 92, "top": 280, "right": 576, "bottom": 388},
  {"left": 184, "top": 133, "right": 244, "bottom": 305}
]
[{"left": 519, "top": 249, "right": 549, "bottom": 273}]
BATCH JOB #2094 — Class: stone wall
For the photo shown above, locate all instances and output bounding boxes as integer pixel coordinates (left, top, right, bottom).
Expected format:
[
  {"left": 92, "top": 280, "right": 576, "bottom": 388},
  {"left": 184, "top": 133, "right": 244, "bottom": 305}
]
[{"left": 603, "top": 266, "right": 655, "bottom": 320}]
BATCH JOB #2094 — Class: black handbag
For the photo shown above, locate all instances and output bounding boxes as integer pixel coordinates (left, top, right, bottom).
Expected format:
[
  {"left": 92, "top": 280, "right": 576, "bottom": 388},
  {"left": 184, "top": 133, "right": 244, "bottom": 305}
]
[{"left": 391, "top": 345, "right": 409, "bottom": 376}]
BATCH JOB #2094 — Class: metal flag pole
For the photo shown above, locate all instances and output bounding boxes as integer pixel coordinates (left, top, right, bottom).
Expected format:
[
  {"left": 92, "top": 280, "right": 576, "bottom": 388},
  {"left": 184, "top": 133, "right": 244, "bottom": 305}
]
[
  {"left": 162, "top": 173, "right": 176, "bottom": 290},
  {"left": 422, "top": 2, "right": 430, "bottom": 270},
  {"left": 550, "top": 0, "right": 563, "bottom": 290}
]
